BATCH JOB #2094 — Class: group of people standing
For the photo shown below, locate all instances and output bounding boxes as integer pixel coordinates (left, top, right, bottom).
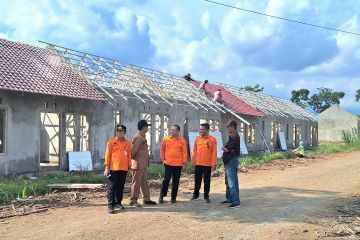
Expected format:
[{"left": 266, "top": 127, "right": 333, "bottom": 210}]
[{"left": 104, "top": 119, "right": 241, "bottom": 214}]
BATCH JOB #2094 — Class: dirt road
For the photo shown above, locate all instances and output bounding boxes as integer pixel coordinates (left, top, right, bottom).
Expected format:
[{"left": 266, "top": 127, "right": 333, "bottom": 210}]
[{"left": 1, "top": 152, "right": 360, "bottom": 240}]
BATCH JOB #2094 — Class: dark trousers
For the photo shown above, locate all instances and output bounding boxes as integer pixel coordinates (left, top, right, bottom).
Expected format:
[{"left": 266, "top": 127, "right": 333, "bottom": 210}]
[
  {"left": 160, "top": 164, "right": 182, "bottom": 200},
  {"left": 193, "top": 165, "right": 212, "bottom": 199},
  {"left": 107, "top": 170, "right": 127, "bottom": 207}
]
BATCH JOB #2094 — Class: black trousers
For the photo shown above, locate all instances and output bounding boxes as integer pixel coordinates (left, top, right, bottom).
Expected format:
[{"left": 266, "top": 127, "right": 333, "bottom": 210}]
[
  {"left": 193, "top": 165, "right": 212, "bottom": 199},
  {"left": 160, "top": 164, "right": 182, "bottom": 200},
  {"left": 107, "top": 170, "right": 127, "bottom": 207}
]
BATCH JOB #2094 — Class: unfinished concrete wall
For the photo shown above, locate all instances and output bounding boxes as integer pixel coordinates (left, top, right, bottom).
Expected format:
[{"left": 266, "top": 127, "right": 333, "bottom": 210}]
[
  {"left": 0, "top": 89, "right": 319, "bottom": 176},
  {"left": 318, "top": 106, "right": 359, "bottom": 142},
  {"left": 0, "top": 92, "right": 40, "bottom": 176},
  {"left": 220, "top": 112, "right": 318, "bottom": 153},
  {"left": 0, "top": 91, "right": 113, "bottom": 176}
]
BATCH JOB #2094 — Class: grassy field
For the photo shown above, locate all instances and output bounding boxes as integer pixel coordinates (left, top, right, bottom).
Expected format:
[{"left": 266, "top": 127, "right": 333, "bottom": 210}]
[{"left": 1, "top": 138, "right": 360, "bottom": 204}]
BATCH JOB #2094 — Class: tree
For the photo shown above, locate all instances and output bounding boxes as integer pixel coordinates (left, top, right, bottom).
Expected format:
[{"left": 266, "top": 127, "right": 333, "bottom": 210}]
[
  {"left": 290, "top": 89, "right": 310, "bottom": 108},
  {"left": 356, "top": 89, "right": 360, "bottom": 102},
  {"left": 240, "top": 84, "right": 264, "bottom": 92},
  {"left": 308, "top": 87, "right": 345, "bottom": 113}
]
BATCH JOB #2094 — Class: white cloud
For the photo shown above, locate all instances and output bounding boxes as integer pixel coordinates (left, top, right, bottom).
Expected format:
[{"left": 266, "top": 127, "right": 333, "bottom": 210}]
[
  {"left": 201, "top": 11, "right": 210, "bottom": 30},
  {"left": 0, "top": 32, "right": 7, "bottom": 39},
  {"left": 275, "top": 83, "right": 285, "bottom": 90},
  {"left": 0, "top": 0, "right": 359, "bottom": 112}
]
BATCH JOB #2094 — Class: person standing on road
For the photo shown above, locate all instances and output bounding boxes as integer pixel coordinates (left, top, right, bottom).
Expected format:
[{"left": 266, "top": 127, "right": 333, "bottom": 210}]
[
  {"left": 129, "top": 120, "right": 157, "bottom": 207},
  {"left": 221, "top": 120, "right": 241, "bottom": 208},
  {"left": 190, "top": 123, "right": 217, "bottom": 203},
  {"left": 104, "top": 124, "right": 132, "bottom": 214},
  {"left": 159, "top": 125, "right": 188, "bottom": 204}
]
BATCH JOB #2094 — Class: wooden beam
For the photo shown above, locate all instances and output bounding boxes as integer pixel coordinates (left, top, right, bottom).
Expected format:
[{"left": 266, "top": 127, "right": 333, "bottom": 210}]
[{"left": 47, "top": 183, "right": 104, "bottom": 190}]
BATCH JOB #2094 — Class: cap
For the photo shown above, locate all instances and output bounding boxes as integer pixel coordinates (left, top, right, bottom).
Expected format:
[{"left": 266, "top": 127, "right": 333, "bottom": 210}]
[
  {"left": 138, "top": 119, "right": 151, "bottom": 130},
  {"left": 116, "top": 124, "right": 127, "bottom": 132}
]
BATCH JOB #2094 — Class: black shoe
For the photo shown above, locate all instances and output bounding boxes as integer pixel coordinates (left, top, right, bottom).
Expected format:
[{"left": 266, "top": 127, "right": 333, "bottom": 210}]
[
  {"left": 228, "top": 204, "right": 241, "bottom": 208},
  {"left": 170, "top": 199, "right": 176, "bottom": 204},
  {"left": 144, "top": 200, "right": 157, "bottom": 205},
  {"left": 114, "top": 204, "right": 125, "bottom": 210},
  {"left": 129, "top": 202, "right": 142, "bottom": 207},
  {"left": 204, "top": 198, "right": 211, "bottom": 203},
  {"left": 221, "top": 200, "right": 230, "bottom": 204},
  {"left": 159, "top": 197, "right": 164, "bottom": 204},
  {"left": 108, "top": 206, "right": 115, "bottom": 214},
  {"left": 190, "top": 195, "right": 199, "bottom": 201}
]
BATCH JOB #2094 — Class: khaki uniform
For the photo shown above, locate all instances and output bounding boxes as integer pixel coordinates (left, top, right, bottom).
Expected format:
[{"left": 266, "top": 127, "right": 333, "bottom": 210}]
[{"left": 130, "top": 131, "right": 151, "bottom": 203}]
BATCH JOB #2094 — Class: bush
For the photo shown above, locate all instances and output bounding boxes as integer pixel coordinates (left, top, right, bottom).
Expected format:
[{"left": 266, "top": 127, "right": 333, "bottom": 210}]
[{"left": 342, "top": 129, "right": 360, "bottom": 146}]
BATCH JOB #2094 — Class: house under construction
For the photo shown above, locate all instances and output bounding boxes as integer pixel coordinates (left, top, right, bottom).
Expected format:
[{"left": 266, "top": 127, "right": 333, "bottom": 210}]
[{"left": 0, "top": 39, "right": 318, "bottom": 176}]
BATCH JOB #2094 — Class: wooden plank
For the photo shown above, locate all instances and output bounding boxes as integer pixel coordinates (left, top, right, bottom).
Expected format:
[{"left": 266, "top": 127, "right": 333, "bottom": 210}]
[{"left": 47, "top": 183, "right": 103, "bottom": 190}]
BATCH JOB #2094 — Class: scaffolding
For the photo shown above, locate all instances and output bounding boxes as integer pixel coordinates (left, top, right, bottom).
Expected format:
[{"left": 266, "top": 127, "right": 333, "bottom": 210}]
[
  {"left": 39, "top": 42, "right": 259, "bottom": 125},
  {"left": 40, "top": 41, "right": 227, "bottom": 114}
]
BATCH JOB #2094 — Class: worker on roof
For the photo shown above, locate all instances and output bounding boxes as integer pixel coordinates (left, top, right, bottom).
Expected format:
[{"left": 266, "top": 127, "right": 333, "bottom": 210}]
[
  {"left": 292, "top": 141, "right": 305, "bottom": 158},
  {"left": 214, "top": 89, "right": 224, "bottom": 104},
  {"left": 198, "top": 80, "right": 209, "bottom": 96},
  {"left": 190, "top": 122, "right": 217, "bottom": 203},
  {"left": 183, "top": 73, "right": 194, "bottom": 82},
  {"left": 104, "top": 124, "right": 132, "bottom": 214},
  {"left": 159, "top": 124, "right": 188, "bottom": 204}
]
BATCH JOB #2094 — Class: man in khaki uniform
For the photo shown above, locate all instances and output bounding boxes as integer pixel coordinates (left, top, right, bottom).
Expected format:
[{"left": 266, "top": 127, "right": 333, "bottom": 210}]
[{"left": 129, "top": 120, "right": 157, "bottom": 207}]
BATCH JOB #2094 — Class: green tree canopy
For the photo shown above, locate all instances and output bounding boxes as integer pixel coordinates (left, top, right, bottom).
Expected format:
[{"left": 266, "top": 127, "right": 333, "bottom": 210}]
[
  {"left": 308, "top": 87, "right": 345, "bottom": 113},
  {"left": 356, "top": 89, "right": 360, "bottom": 102},
  {"left": 290, "top": 89, "right": 310, "bottom": 108},
  {"left": 240, "top": 84, "right": 264, "bottom": 92}
]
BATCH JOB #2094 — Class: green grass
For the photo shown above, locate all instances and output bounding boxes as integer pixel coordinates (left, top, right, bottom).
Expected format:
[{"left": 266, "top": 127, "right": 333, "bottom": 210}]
[
  {"left": 239, "top": 151, "right": 293, "bottom": 167},
  {"left": 0, "top": 172, "right": 104, "bottom": 204},
  {"left": 147, "top": 165, "right": 165, "bottom": 179},
  {"left": 240, "top": 140, "right": 360, "bottom": 167}
]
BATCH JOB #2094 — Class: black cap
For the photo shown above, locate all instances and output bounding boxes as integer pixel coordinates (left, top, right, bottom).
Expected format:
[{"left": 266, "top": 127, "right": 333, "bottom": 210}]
[
  {"left": 138, "top": 119, "right": 151, "bottom": 130},
  {"left": 116, "top": 124, "right": 127, "bottom": 132}
]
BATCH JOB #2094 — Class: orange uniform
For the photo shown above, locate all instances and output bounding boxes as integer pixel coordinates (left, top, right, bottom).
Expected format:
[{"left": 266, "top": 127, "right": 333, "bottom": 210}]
[
  {"left": 160, "top": 136, "right": 188, "bottom": 166},
  {"left": 192, "top": 135, "right": 217, "bottom": 167},
  {"left": 104, "top": 137, "right": 132, "bottom": 171}
]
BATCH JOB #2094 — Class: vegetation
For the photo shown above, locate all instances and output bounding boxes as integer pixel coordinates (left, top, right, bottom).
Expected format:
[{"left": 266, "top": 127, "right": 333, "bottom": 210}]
[
  {"left": 356, "top": 89, "right": 360, "bottom": 102},
  {"left": 290, "top": 89, "right": 310, "bottom": 108},
  {"left": 0, "top": 172, "right": 104, "bottom": 204},
  {"left": 291, "top": 87, "right": 345, "bottom": 113},
  {"left": 240, "top": 84, "right": 264, "bottom": 92}
]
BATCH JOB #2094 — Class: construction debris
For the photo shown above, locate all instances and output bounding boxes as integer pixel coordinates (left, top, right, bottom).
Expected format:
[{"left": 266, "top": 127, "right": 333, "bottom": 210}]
[
  {"left": 0, "top": 186, "right": 109, "bottom": 220},
  {"left": 318, "top": 195, "right": 360, "bottom": 238}
]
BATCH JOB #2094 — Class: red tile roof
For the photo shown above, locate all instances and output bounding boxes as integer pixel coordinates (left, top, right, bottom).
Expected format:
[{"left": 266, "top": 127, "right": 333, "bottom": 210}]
[
  {"left": 0, "top": 39, "right": 104, "bottom": 101},
  {"left": 193, "top": 81, "right": 266, "bottom": 117}
]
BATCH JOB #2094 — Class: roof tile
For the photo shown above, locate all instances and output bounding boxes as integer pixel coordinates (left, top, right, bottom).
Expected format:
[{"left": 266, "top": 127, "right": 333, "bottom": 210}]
[{"left": 0, "top": 39, "right": 104, "bottom": 101}]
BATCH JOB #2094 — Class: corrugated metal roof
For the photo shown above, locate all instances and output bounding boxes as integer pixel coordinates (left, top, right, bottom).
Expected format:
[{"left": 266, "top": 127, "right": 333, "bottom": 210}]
[{"left": 193, "top": 81, "right": 266, "bottom": 117}]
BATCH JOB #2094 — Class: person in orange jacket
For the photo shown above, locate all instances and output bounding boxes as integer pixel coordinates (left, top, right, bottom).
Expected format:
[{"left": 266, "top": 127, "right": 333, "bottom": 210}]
[
  {"left": 190, "top": 122, "right": 217, "bottom": 203},
  {"left": 104, "top": 124, "right": 132, "bottom": 214},
  {"left": 159, "top": 125, "right": 188, "bottom": 204}
]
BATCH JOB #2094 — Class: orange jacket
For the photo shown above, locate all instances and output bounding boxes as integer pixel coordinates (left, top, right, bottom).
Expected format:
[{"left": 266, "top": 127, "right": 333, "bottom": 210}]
[
  {"left": 104, "top": 137, "right": 132, "bottom": 171},
  {"left": 160, "top": 136, "right": 188, "bottom": 166},
  {"left": 192, "top": 135, "right": 217, "bottom": 167}
]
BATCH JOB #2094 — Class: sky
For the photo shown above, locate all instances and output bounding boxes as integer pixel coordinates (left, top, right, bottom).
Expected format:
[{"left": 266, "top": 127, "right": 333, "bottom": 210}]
[{"left": 0, "top": 0, "right": 360, "bottom": 114}]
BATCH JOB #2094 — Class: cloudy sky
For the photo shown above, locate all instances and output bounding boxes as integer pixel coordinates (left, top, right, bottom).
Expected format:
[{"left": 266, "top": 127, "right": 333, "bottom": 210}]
[{"left": 1, "top": 0, "right": 359, "bottom": 113}]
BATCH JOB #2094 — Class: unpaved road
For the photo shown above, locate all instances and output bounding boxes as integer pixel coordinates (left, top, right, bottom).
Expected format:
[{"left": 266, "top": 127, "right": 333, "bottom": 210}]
[{"left": 1, "top": 152, "right": 360, "bottom": 240}]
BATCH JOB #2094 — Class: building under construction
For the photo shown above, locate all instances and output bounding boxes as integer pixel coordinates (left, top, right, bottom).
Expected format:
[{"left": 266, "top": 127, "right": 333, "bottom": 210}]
[{"left": 0, "top": 39, "right": 318, "bottom": 176}]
